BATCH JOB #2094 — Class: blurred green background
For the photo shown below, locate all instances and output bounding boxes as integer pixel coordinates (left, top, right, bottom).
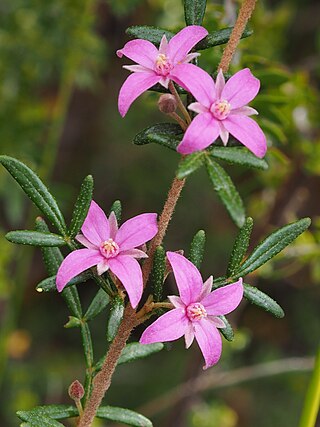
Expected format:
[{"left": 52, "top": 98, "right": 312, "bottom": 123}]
[{"left": 0, "top": 0, "right": 319, "bottom": 426}]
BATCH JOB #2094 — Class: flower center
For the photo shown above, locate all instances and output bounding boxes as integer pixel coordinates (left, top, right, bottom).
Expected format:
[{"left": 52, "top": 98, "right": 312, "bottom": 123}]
[
  {"left": 211, "top": 99, "right": 231, "bottom": 120},
  {"left": 100, "top": 238, "right": 119, "bottom": 258},
  {"left": 186, "top": 303, "right": 207, "bottom": 322},
  {"left": 155, "top": 53, "right": 173, "bottom": 76}
]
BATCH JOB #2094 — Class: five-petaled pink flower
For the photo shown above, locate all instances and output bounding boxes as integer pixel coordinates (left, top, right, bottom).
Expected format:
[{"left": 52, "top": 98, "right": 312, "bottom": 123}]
[
  {"left": 170, "top": 65, "right": 267, "bottom": 158},
  {"left": 117, "top": 26, "right": 208, "bottom": 117},
  {"left": 140, "top": 252, "right": 243, "bottom": 369},
  {"left": 56, "top": 201, "right": 158, "bottom": 309}
]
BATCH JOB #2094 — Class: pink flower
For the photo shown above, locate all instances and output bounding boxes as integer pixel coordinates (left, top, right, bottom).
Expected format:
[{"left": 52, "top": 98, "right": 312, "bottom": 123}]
[
  {"left": 56, "top": 201, "right": 158, "bottom": 309},
  {"left": 170, "top": 65, "right": 267, "bottom": 158},
  {"left": 140, "top": 252, "right": 243, "bottom": 369},
  {"left": 117, "top": 26, "right": 208, "bottom": 117}
]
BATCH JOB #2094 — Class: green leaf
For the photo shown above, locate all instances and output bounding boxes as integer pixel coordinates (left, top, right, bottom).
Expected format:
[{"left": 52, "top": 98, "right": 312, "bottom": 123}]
[
  {"left": 69, "top": 175, "right": 94, "bottom": 238},
  {"left": 176, "top": 152, "right": 206, "bottom": 179},
  {"left": 97, "top": 406, "right": 153, "bottom": 427},
  {"left": 184, "top": 0, "right": 207, "bottom": 25},
  {"left": 206, "top": 157, "right": 245, "bottom": 228},
  {"left": 188, "top": 230, "right": 206, "bottom": 269},
  {"left": 84, "top": 288, "right": 110, "bottom": 321},
  {"left": 64, "top": 316, "right": 81, "bottom": 328},
  {"left": 118, "top": 342, "right": 164, "bottom": 365},
  {"left": 36, "top": 271, "right": 91, "bottom": 293},
  {"left": 6, "top": 230, "right": 66, "bottom": 247},
  {"left": 35, "top": 217, "right": 82, "bottom": 318},
  {"left": 133, "top": 123, "right": 182, "bottom": 151},
  {"left": 219, "top": 315, "right": 234, "bottom": 341},
  {"left": 106, "top": 296, "right": 124, "bottom": 342},
  {"left": 17, "top": 405, "right": 77, "bottom": 425},
  {"left": 209, "top": 147, "right": 268, "bottom": 170},
  {"left": 150, "top": 246, "right": 166, "bottom": 302},
  {"left": 235, "top": 218, "right": 311, "bottom": 277},
  {"left": 17, "top": 411, "right": 65, "bottom": 426},
  {"left": 110, "top": 200, "right": 122, "bottom": 222},
  {"left": 126, "top": 25, "right": 175, "bottom": 45},
  {"left": 244, "top": 284, "right": 285, "bottom": 318},
  {"left": 227, "top": 217, "right": 254, "bottom": 276},
  {"left": 0, "top": 156, "right": 66, "bottom": 234},
  {"left": 195, "top": 27, "right": 253, "bottom": 50}
]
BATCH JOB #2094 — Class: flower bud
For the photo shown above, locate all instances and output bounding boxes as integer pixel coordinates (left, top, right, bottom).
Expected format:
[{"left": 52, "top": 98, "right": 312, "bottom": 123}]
[
  {"left": 68, "top": 380, "right": 84, "bottom": 401},
  {"left": 158, "top": 94, "right": 177, "bottom": 114}
]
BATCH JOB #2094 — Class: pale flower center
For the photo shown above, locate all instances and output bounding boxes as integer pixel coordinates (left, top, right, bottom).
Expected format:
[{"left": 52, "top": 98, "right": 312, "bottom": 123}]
[
  {"left": 186, "top": 302, "right": 207, "bottom": 322},
  {"left": 100, "top": 238, "right": 119, "bottom": 258},
  {"left": 211, "top": 99, "right": 231, "bottom": 120},
  {"left": 155, "top": 53, "right": 173, "bottom": 76}
]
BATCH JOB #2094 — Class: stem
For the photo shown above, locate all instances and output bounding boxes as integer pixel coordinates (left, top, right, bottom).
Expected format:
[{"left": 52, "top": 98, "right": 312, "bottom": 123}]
[
  {"left": 80, "top": 323, "right": 94, "bottom": 405},
  {"left": 218, "top": 0, "right": 257, "bottom": 73},
  {"left": 168, "top": 81, "right": 191, "bottom": 124},
  {"left": 298, "top": 346, "right": 320, "bottom": 427},
  {"left": 168, "top": 112, "right": 188, "bottom": 131}
]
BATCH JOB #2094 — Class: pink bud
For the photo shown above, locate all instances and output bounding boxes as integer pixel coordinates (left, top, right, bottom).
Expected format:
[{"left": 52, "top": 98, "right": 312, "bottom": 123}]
[
  {"left": 158, "top": 94, "right": 177, "bottom": 114},
  {"left": 68, "top": 380, "right": 84, "bottom": 401}
]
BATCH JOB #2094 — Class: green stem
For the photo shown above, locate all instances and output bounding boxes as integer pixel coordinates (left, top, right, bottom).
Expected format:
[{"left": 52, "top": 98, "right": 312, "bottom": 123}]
[
  {"left": 299, "top": 346, "right": 320, "bottom": 427},
  {"left": 80, "top": 322, "right": 95, "bottom": 405}
]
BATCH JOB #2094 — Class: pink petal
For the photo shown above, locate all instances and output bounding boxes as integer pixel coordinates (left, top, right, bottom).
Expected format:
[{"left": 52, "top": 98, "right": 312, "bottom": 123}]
[
  {"left": 177, "top": 113, "right": 220, "bottom": 154},
  {"left": 56, "top": 249, "right": 102, "bottom": 292},
  {"left": 108, "top": 255, "right": 143, "bottom": 309},
  {"left": 184, "top": 322, "right": 195, "bottom": 348},
  {"left": 121, "top": 248, "right": 148, "bottom": 259},
  {"left": 183, "top": 52, "right": 200, "bottom": 63},
  {"left": 123, "top": 64, "right": 151, "bottom": 73},
  {"left": 168, "top": 26, "right": 208, "bottom": 64},
  {"left": 116, "top": 213, "right": 158, "bottom": 251},
  {"left": 215, "top": 69, "right": 225, "bottom": 99},
  {"left": 168, "top": 295, "right": 185, "bottom": 309},
  {"left": 166, "top": 252, "right": 203, "bottom": 305},
  {"left": 208, "top": 316, "right": 226, "bottom": 328},
  {"left": 201, "top": 278, "right": 243, "bottom": 316},
  {"left": 194, "top": 318, "right": 222, "bottom": 369},
  {"left": 159, "top": 34, "right": 169, "bottom": 55},
  {"left": 97, "top": 259, "right": 110, "bottom": 275},
  {"left": 219, "top": 121, "right": 229, "bottom": 145},
  {"left": 199, "top": 276, "right": 213, "bottom": 300},
  {"left": 221, "top": 68, "right": 260, "bottom": 109},
  {"left": 231, "top": 106, "right": 258, "bottom": 116},
  {"left": 118, "top": 72, "right": 161, "bottom": 117},
  {"left": 170, "top": 64, "right": 215, "bottom": 108},
  {"left": 108, "top": 211, "right": 118, "bottom": 240},
  {"left": 140, "top": 308, "right": 189, "bottom": 344},
  {"left": 116, "top": 39, "right": 159, "bottom": 69},
  {"left": 223, "top": 115, "right": 267, "bottom": 158},
  {"left": 81, "top": 201, "right": 110, "bottom": 247},
  {"left": 188, "top": 102, "right": 208, "bottom": 114},
  {"left": 76, "top": 234, "right": 98, "bottom": 250}
]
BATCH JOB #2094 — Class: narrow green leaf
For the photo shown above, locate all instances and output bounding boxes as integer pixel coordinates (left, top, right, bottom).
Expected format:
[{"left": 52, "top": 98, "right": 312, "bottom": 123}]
[
  {"left": 150, "top": 246, "right": 166, "bottom": 302},
  {"left": 126, "top": 25, "right": 175, "bottom": 45},
  {"left": 17, "top": 405, "right": 78, "bottom": 421},
  {"left": 244, "top": 284, "right": 285, "bottom": 318},
  {"left": 206, "top": 157, "right": 245, "bottom": 228},
  {"left": 236, "top": 218, "right": 311, "bottom": 277},
  {"left": 227, "top": 217, "right": 254, "bottom": 276},
  {"left": 64, "top": 316, "right": 81, "bottom": 328},
  {"left": 133, "top": 123, "right": 183, "bottom": 151},
  {"left": 97, "top": 406, "right": 153, "bottom": 427},
  {"left": 184, "top": 0, "right": 206, "bottom": 25},
  {"left": 17, "top": 411, "right": 65, "bottom": 426},
  {"left": 6, "top": 230, "right": 66, "bottom": 247},
  {"left": 189, "top": 230, "right": 206, "bottom": 269},
  {"left": 84, "top": 288, "right": 110, "bottom": 321},
  {"left": 35, "top": 217, "right": 82, "bottom": 318},
  {"left": 0, "top": 156, "right": 66, "bottom": 234},
  {"left": 210, "top": 147, "right": 268, "bottom": 170},
  {"left": 219, "top": 315, "right": 234, "bottom": 341},
  {"left": 195, "top": 27, "right": 253, "bottom": 50},
  {"left": 36, "top": 271, "right": 91, "bottom": 293},
  {"left": 177, "top": 152, "right": 205, "bottom": 179},
  {"left": 80, "top": 322, "right": 94, "bottom": 368},
  {"left": 118, "top": 342, "right": 164, "bottom": 365},
  {"left": 106, "top": 296, "right": 124, "bottom": 342},
  {"left": 109, "top": 200, "right": 122, "bottom": 222},
  {"left": 69, "top": 175, "right": 94, "bottom": 238}
]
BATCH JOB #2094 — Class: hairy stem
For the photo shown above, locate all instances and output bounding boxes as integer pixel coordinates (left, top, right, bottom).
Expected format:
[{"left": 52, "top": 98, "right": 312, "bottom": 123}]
[{"left": 169, "top": 81, "right": 191, "bottom": 124}]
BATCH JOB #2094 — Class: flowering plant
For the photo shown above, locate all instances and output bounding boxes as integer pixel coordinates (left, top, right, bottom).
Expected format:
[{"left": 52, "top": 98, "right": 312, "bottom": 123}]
[{"left": 1, "top": 0, "right": 315, "bottom": 426}]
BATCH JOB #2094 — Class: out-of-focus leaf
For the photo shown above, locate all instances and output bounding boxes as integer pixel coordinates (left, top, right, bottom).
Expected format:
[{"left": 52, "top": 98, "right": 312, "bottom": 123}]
[
  {"left": 0, "top": 156, "right": 66, "bottom": 234},
  {"left": 227, "top": 217, "right": 254, "bottom": 276},
  {"left": 184, "top": 0, "right": 207, "bottom": 25},
  {"left": 235, "top": 218, "right": 311, "bottom": 277},
  {"left": 244, "top": 284, "right": 285, "bottom": 318},
  {"left": 106, "top": 296, "right": 124, "bottom": 342},
  {"left": 69, "top": 175, "right": 93, "bottom": 238},
  {"left": 219, "top": 315, "right": 234, "bottom": 341},
  {"left": 84, "top": 288, "right": 110, "bottom": 321},
  {"left": 206, "top": 157, "right": 245, "bottom": 228},
  {"left": 150, "top": 246, "right": 166, "bottom": 302},
  {"left": 209, "top": 147, "right": 268, "bottom": 170},
  {"left": 118, "top": 342, "right": 164, "bottom": 365},
  {"left": 176, "top": 152, "right": 206, "bottom": 179},
  {"left": 188, "top": 230, "right": 206, "bottom": 269},
  {"left": 6, "top": 230, "right": 66, "bottom": 247},
  {"left": 134, "top": 123, "right": 182, "bottom": 151},
  {"left": 110, "top": 200, "right": 122, "bottom": 222},
  {"left": 97, "top": 406, "right": 153, "bottom": 427}
]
